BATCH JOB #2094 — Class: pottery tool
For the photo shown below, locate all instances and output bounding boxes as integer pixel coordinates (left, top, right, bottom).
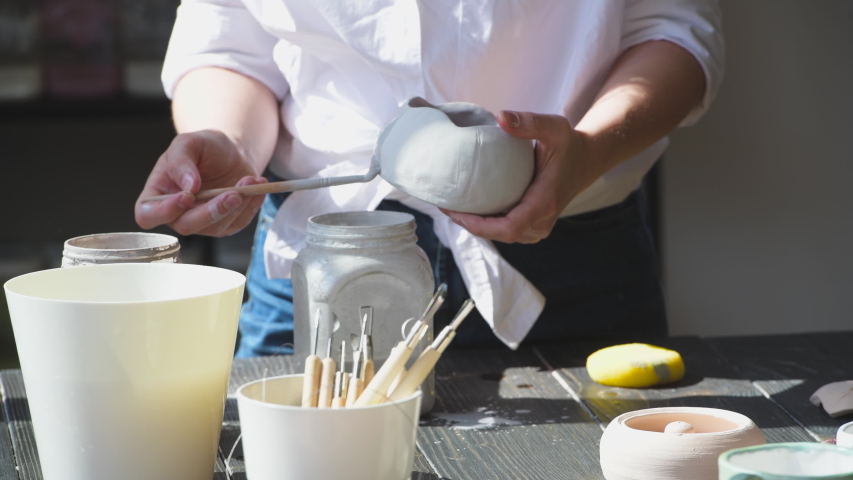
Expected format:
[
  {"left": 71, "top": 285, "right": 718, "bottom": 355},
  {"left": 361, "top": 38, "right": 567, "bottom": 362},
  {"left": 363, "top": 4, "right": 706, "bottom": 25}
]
[
  {"left": 355, "top": 285, "right": 447, "bottom": 407},
  {"left": 317, "top": 338, "right": 336, "bottom": 408},
  {"left": 140, "top": 164, "right": 380, "bottom": 203},
  {"left": 332, "top": 340, "right": 349, "bottom": 408},
  {"left": 359, "top": 306, "right": 375, "bottom": 385},
  {"left": 301, "top": 310, "right": 322, "bottom": 408},
  {"left": 388, "top": 299, "right": 475, "bottom": 402},
  {"left": 346, "top": 344, "right": 364, "bottom": 406},
  {"left": 586, "top": 343, "right": 685, "bottom": 388}
]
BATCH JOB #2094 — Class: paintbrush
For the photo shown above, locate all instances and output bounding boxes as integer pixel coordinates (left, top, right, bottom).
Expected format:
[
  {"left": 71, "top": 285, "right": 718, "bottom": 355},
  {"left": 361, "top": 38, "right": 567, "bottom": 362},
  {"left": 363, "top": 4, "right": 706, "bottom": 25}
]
[{"left": 139, "top": 163, "right": 381, "bottom": 203}]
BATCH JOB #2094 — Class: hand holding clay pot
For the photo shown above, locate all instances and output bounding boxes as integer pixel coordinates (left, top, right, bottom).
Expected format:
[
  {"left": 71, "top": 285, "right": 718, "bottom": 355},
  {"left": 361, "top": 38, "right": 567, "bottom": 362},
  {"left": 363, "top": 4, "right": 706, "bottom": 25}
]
[
  {"left": 135, "top": 130, "right": 267, "bottom": 237},
  {"left": 443, "top": 109, "right": 593, "bottom": 244}
]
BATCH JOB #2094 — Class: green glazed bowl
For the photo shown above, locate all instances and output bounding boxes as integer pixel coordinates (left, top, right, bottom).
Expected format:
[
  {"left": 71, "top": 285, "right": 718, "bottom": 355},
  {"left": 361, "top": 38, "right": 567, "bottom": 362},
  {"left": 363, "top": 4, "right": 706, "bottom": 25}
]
[{"left": 719, "top": 442, "right": 853, "bottom": 479}]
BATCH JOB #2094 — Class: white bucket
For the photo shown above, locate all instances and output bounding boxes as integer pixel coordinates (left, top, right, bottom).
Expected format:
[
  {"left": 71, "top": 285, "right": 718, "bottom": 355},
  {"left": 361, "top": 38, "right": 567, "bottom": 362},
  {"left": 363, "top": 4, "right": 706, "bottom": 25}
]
[
  {"left": 236, "top": 374, "right": 421, "bottom": 480},
  {"left": 3, "top": 263, "right": 245, "bottom": 480}
]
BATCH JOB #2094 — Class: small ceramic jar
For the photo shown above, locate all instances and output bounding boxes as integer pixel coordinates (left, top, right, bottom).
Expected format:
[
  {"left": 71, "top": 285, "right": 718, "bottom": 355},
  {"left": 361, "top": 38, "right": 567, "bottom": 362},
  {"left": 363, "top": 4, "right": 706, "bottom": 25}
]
[{"left": 599, "top": 407, "right": 766, "bottom": 480}]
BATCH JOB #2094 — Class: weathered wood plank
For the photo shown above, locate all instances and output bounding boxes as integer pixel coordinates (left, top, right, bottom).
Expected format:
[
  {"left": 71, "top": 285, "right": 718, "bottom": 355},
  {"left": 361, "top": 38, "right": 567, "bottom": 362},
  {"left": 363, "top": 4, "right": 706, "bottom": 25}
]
[
  {"left": 706, "top": 332, "right": 853, "bottom": 441},
  {"left": 0, "top": 372, "right": 40, "bottom": 480},
  {"left": 417, "top": 348, "right": 604, "bottom": 480},
  {"left": 536, "top": 337, "right": 815, "bottom": 444},
  {"left": 0, "top": 386, "right": 19, "bottom": 480}
]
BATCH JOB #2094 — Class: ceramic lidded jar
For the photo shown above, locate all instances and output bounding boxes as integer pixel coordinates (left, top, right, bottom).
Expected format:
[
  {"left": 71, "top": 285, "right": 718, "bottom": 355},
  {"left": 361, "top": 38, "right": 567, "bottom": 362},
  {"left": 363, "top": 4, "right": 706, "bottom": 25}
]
[
  {"left": 291, "top": 211, "right": 435, "bottom": 413},
  {"left": 599, "top": 407, "right": 766, "bottom": 480}
]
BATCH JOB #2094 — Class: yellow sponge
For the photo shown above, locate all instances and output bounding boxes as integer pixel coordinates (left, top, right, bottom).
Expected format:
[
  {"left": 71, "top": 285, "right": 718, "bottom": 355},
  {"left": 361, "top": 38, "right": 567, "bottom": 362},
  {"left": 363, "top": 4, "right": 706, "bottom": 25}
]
[{"left": 586, "top": 343, "right": 685, "bottom": 388}]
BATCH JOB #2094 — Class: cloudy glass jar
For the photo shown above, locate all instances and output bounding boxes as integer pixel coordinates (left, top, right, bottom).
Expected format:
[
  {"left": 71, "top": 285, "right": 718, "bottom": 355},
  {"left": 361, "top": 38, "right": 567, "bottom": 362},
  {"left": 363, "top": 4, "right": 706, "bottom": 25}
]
[{"left": 291, "top": 211, "right": 435, "bottom": 413}]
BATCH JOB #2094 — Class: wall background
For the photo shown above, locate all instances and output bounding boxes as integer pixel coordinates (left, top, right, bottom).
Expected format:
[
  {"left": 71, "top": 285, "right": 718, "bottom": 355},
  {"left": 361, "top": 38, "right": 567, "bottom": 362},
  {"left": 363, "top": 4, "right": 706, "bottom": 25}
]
[{"left": 663, "top": 0, "right": 853, "bottom": 336}]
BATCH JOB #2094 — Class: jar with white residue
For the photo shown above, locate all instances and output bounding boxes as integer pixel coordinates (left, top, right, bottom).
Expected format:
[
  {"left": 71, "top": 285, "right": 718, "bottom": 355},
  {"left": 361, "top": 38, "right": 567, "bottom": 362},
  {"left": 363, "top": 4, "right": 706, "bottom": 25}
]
[
  {"left": 61, "top": 232, "right": 181, "bottom": 267},
  {"left": 292, "top": 211, "right": 435, "bottom": 413}
]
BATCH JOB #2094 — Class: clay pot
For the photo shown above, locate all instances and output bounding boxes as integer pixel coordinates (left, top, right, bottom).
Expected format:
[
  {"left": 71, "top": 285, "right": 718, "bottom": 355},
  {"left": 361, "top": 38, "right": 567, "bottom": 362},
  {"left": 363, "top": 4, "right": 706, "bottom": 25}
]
[
  {"left": 599, "top": 407, "right": 766, "bottom": 480},
  {"left": 376, "top": 97, "right": 535, "bottom": 215}
]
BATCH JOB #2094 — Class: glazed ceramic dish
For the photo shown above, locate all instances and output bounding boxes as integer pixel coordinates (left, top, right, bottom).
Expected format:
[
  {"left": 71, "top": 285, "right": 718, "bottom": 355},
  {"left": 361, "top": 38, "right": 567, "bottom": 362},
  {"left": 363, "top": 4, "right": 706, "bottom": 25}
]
[
  {"left": 718, "top": 442, "right": 853, "bottom": 479},
  {"left": 599, "top": 407, "right": 766, "bottom": 480}
]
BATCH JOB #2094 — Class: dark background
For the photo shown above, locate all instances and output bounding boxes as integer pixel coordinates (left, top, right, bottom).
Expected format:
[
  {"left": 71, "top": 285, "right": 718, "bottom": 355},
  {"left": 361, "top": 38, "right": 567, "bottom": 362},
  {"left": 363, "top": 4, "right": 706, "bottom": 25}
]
[{"left": 0, "top": 0, "right": 256, "bottom": 369}]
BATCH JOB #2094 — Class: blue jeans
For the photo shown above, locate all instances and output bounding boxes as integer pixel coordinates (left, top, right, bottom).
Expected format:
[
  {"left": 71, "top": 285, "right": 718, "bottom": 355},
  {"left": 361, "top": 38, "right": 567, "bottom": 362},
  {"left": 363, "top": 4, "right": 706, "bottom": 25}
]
[{"left": 235, "top": 187, "right": 666, "bottom": 357}]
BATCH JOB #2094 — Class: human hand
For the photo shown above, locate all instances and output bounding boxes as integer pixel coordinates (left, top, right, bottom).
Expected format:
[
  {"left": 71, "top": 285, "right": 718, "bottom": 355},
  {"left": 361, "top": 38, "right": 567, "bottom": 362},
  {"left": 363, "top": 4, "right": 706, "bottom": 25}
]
[
  {"left": 135, "top": 130, "right": 268, "bottom": 237},
  {"left": 442, "top": 110, "right": 594, "bottom": 244}
]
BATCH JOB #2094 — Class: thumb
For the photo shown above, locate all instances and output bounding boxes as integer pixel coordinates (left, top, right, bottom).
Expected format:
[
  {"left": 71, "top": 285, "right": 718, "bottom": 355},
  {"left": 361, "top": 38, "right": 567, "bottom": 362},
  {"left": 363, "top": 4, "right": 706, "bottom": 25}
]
[
  {"left": 163, "top": 140, "right": 204, "bottom": 194},
  {"left": 499, "top": 110, "right": 570, "bottom": 144}
]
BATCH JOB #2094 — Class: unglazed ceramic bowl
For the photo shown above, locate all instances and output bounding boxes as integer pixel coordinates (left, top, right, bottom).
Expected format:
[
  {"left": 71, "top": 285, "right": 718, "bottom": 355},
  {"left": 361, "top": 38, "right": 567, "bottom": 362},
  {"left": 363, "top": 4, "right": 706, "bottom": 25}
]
[
  {"left": 719, "top": 442, "right": 853, "bottom": 479},
  {"left": 377, "top": 97, "right": 535, "bottom": 214},
  {"left": 599, "top": 407, "right": 766, "bottom": 480}
]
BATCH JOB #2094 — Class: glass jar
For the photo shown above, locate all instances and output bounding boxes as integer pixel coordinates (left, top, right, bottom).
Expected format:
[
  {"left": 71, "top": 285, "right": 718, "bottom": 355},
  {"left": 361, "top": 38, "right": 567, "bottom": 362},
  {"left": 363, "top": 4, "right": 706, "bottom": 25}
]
[
  {"left": 61, "top": 232, "right": 181, "bottom": 267},
  {"left": 292, "top": 211, "right": 435, "bottom": 413}
]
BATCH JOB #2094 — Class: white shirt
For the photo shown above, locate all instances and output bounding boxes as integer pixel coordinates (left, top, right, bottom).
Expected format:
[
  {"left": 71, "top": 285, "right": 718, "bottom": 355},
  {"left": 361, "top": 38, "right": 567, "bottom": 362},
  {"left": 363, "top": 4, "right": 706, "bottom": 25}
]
[{"left": 162, "top": 0, "right": 724, "bottom": 349}]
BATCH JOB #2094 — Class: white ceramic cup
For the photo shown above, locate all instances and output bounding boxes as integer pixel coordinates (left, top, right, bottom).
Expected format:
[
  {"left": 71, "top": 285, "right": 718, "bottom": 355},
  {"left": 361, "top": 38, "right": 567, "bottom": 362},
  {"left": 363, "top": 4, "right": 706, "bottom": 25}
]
[
  {"left": 3, "top": 263, "right": 245, "bottom": 480},
  {"left": 718, "top": 442, "right": 853, "bottom": 479},
  {"left": 839, "top": 421, "right": 853, "bottom": 449},
  {"left": 236, "top": 374, "right": 422, "bottom": 480}
]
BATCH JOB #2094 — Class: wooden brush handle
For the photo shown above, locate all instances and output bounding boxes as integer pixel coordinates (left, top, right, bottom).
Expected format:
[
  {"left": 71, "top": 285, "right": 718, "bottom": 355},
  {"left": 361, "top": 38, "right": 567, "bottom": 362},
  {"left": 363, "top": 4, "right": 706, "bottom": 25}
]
[
  {"left": 388, "top": 349, "right": 440, "bottom": 402},
  {"left": 346, "top": 378, "right": 364, "bottom": 407},
  {"left": 301, "top": 355, "right": 322, "bottom": 408},
  {"left": 317, "top": 357, "right": 336, "bottom": 408},
  {"left": 354, "top": 343, "right": 412, "bottom": 407},
  {"left": 363, "top": 359, "right": 375, "bottom": 386},
  {"left": 140, "top": 173, "right": 375, "bottom": 203}
]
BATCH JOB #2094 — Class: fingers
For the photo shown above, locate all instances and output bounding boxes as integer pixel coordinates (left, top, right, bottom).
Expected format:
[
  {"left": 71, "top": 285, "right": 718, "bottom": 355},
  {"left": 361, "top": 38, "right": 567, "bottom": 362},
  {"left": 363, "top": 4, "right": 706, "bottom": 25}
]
[
  {"left": 498, "top": 110, "right": 571, "bottom": 146},
  {"left": 163, "top": 134, "right": 206, "bottom": 194},
  {"left": 443, "top": 203, "right": 556, "bottom": 245},
  {"left": 168, "top": 176, "right": 266, "bottom": 237},
  {"left": 135, "top": 191, "right": 195, "bottom": 230}
]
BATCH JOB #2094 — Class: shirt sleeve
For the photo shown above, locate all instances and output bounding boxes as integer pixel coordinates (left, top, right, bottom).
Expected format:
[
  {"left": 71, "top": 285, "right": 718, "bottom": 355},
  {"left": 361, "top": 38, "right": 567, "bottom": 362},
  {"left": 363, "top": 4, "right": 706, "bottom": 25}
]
[
  {"left": 161, "top": 0, "right": 289, "bottom": 100},
  {"left": 621, "top": 0, "right": 725, "bottom": 126}
]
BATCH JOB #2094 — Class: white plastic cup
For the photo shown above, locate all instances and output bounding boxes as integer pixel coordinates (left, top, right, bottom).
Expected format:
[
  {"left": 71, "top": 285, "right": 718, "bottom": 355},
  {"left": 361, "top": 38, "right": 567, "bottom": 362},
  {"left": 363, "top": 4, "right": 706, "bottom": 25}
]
[
  {"left": 236, "top": 374, "right": 422, "bottom": 480},
  {"left": 3, "top": 263, "right": 245, "bottom": 480},
  {"left": 62, "top": 232, "right": 181, "bottom": 267}
]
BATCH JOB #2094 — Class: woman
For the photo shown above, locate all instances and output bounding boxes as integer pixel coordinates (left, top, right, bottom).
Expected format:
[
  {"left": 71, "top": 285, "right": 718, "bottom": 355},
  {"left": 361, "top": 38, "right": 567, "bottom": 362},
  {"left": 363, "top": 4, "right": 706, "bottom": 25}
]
[{"left": 136, "top": 0, "right": 724, "bottom": 355}]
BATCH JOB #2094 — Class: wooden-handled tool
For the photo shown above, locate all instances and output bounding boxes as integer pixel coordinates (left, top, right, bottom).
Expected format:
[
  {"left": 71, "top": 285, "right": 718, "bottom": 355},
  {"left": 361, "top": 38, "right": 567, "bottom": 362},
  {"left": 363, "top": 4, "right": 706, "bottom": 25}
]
[
  {"left": 140, "top": 162, "right": 381, "bottom": 203},
  {"left": 359, "top": 306, "right": 375, "bottom": 386},
  {"left": 318, "top": 338, "right": 336, "bottom": 408},
  {"left": 387, "top": 299, "right": 475, "bottom": 402},
  {"left": 301, "top": 310, "right": 322, "bottom": 408},
  {"left": 332, "top": 340, "right": 349, "bottom": 408},
  {"left": 345, "top": 345, "right": 364, "bottom": 406},
  {"left": 354, "top": 284, "right": 447, "bottom": 407}
]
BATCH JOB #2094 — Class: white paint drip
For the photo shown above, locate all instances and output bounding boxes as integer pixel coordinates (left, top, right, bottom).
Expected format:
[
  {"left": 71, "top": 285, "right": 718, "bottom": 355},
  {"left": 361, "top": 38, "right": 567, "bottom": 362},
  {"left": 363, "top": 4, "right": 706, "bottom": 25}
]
[{"left": 431, "top": 412, "right": 522, "bottom": 430}]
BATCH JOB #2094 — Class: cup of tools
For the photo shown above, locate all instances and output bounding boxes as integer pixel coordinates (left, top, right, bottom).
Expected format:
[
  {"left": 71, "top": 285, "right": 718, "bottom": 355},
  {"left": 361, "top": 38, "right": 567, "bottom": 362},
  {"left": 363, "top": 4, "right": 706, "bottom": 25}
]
[{"left": 236, "top": 374, "right": 422, "bottom": 480}]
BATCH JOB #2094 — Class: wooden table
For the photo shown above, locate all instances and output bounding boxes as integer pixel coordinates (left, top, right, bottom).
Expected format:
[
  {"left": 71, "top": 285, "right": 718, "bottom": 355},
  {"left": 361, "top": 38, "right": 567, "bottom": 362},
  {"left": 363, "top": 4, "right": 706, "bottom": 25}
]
[{"left": 1, "top": 332, "right": 851, "bottom": 479}]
